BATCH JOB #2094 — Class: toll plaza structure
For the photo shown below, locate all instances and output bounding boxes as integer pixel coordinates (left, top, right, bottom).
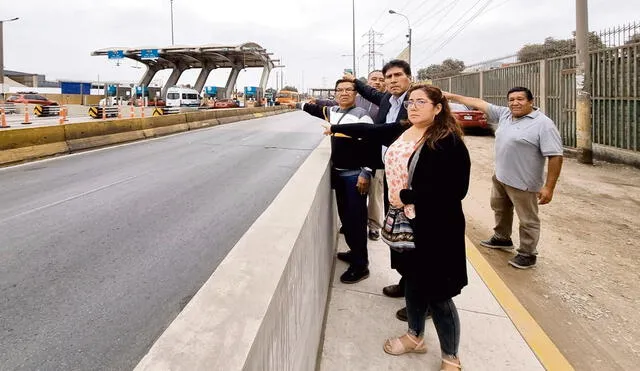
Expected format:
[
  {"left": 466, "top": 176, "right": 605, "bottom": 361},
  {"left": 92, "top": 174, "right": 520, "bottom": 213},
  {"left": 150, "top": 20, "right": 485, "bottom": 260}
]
[{"left": 91, "top": 43, "right": 278, "bottom": 100}]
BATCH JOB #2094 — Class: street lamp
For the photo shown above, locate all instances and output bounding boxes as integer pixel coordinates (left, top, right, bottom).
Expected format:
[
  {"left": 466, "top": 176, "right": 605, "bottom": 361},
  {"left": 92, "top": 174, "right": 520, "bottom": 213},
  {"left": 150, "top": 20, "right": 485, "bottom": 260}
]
[
  {"left": 388, "top": 9, "right": 411, "bottom": 75},
  {"left": 170, "top": 0, "right": 175, "bottom": 45},
  {"left": 351, "top": 0, "right": 356, "bottom": 76},
  {"left": 0, "top": 17, "right": 19, "bottom": 101}
]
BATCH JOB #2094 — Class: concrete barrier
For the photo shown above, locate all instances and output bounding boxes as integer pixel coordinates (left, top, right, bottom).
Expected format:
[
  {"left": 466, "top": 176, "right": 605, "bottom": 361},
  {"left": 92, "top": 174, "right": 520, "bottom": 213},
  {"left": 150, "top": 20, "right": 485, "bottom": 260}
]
[
  {"left": 0, "top": 106, "right": 292, "bottom": 166},
  {"left": 0, "top": 125, "right": 69, "bottom": 165},
  {"left": 135, "top": 137, "right": 336, "bottom": 371}
]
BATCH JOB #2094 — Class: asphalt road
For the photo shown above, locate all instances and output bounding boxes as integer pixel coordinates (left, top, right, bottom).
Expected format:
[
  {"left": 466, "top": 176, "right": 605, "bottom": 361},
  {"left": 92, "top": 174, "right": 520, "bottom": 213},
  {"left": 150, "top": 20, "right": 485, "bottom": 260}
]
[{"left": 0, "top": 111, "right": 324, "bottom": 370}]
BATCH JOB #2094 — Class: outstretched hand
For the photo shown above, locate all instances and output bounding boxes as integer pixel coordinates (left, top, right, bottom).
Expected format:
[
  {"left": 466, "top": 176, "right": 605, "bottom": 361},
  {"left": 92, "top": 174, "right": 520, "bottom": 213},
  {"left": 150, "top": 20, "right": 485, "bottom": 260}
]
[
  {"left": 342, "top": 73, "right": 356, "bottom": 82},
  {"left": 321, "top": 123, "right": 332, "bottom": 136}
]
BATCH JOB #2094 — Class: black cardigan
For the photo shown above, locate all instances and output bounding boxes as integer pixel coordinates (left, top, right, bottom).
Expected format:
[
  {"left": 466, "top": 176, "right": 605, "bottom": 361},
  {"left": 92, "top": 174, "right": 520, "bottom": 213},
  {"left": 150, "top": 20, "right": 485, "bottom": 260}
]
[{"left": 331, "top": 122, "right": 471, "bottom": 300}]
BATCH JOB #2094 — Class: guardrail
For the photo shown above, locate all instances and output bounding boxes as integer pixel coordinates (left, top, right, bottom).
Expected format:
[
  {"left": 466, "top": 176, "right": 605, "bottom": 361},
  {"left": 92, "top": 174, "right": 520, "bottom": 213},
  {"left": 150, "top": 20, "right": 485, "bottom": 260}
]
[
  {"left": 0, "top": 103, "right": 17, "bottom": 114},
  {"left": 152, "top": 106, "right": 181, "bottom": 116},
  {"left": 33, "top": 105, "right": 60, "bottom": 117},
  {"left": 88, "top": 106, "right": 120, "bottom": 119}
]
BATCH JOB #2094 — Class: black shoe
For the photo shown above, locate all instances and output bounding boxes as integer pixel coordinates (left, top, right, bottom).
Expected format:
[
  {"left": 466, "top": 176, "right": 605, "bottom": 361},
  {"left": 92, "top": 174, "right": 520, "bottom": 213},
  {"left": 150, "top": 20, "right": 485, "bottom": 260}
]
[
  {"left": 480, "top": 235, "right": 514, "bottom": 250},
  {"left": 340, "top": 267, "right": 370, "bottom": 284},
  {"left": 509, "top": 254, "right": 537, "bottom": 269},
  {"left": 336, "top": 251, "right": 353, "bottom": 263},
  {"left": 368, "top": 229, "right": 380, "bottom": 241},
  {"left": 382, "top": 284, "right": 404, "bottom": 298},
  {"left": 396, "top": 307, "right": 432, "bottom": 322},
  {"left": 339, "top": 226, "right": 344, "bottom": 234}
]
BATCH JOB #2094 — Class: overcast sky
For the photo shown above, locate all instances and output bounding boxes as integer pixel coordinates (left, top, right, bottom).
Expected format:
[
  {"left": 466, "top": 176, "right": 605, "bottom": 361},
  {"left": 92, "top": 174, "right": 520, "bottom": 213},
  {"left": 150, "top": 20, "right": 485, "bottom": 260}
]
[{"left": 2, "top": 0, "right": 638, "bottom": 92}]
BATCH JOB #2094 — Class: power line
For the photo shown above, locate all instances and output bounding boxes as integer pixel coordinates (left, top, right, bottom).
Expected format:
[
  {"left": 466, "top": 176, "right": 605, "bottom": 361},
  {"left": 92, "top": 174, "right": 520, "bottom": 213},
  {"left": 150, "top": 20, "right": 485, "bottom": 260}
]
[{"left": 414, "top": 0, "right": 495, "bottom": 68}]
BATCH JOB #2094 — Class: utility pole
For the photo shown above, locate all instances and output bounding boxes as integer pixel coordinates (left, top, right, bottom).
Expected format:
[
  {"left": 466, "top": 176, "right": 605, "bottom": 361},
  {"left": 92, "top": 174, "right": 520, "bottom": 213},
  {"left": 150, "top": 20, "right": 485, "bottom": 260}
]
[
  {"left": 576, "top": 0, "right": 593, "bottom": 164},
  {"left": 363, "top": 28, "right": 384, "bottom": 73}
]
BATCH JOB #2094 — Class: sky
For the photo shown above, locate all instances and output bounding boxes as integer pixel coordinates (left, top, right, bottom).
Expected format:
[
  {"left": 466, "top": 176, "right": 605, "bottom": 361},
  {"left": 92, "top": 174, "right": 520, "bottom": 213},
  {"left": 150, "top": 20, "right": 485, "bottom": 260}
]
[{"left": 1, "top": 0, "right": 638, "bottom": 92}]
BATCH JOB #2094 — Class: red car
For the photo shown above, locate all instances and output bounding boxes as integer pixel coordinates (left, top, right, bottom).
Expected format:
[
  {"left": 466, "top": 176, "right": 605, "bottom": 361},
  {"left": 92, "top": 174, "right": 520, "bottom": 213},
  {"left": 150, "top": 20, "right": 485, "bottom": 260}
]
[
  {"left": 6, "top": 92, "right": 58, "bottom": 106},
  {"left": 449, "top": 103, "right": 490, "bottom": 133},
  {"left": 213, "top": 99, "right": 239, "bottom": 109}
]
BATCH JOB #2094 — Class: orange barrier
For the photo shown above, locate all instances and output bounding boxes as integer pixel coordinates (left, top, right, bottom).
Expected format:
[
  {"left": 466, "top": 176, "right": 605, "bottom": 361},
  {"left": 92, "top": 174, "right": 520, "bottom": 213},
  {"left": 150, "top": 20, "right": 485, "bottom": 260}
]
[
  {"left": 130, "top": 105, "right": 135, "bottom": 118},
  {"left": 140, "top": 106, "right": 145, "bottom": 118},
  {"left": 0, "top": 108, "right": 9, "bottom": 128},
  {"left": 102, "top": 103, "right": 106, "bottom": 120},
  {"left": 22, "top": 103, "right": 31, "bottom": 125},
  {"left": 117, "top": 105, "right": 122, "bottom": 119}
]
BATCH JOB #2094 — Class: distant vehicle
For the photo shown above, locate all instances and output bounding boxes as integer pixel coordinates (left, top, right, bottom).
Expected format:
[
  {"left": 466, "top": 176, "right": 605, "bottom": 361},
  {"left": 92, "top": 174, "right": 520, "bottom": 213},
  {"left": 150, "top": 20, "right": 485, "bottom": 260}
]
[
  {"left": 165, "top": 86, "right": 201, "bottom": 107},
  {"left": 275, "top": 90, "right": 299, "bottom": 106},
  {"left": 7, "top": 92, "right": 58, "bottom": 106},
  {"left": 99, "top": 97, "right": 121, "bottom": 106},
  {"left": 213, "top": 99, "right": 239, "bottom": 109},
  {"left": 449, "top": 102, "right": 490, "bottom": 134}
]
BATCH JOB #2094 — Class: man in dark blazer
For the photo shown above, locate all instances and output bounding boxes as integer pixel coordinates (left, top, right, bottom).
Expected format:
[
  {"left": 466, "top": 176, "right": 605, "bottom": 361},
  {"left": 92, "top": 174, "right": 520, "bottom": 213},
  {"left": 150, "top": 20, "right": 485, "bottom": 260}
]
[{"left": 343, "top": 59, "right": 413, "bottom": 321}]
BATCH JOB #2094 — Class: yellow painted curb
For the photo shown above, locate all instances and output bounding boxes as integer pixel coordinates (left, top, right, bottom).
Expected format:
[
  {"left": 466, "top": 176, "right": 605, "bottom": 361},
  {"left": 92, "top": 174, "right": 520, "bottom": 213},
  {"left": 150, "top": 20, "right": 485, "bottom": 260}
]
[{"left": 465, "top": 237, "right": 574, "bottom": 371}]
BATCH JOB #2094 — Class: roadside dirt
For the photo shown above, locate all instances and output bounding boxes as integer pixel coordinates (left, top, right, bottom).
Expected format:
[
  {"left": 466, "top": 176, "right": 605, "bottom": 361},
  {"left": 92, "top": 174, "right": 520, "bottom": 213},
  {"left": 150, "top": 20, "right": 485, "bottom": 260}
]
[{"left": 462, "top": 135, "right": 640, "bottom": 370}]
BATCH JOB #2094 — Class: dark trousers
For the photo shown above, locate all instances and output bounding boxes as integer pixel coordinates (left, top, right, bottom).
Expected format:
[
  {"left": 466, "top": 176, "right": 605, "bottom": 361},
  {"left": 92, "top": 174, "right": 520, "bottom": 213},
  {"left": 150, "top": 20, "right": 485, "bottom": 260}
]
[
  {"left": 405, "top": 277, "right": 460, "bottom": 357},
  {"left": 334, "top": 169, "right": 369, "bottom": 269}
]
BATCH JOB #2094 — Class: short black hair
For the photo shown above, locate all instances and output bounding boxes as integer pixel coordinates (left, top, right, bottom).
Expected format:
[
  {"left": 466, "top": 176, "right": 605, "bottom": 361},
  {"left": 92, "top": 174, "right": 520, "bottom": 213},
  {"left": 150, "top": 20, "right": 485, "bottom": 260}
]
[
  {"left": 507, "top": 86, "right": 533, "bottom": 101},
  {"left": 382, "top": 59, "right": 411, "bottom": 77},
  {"left": 334, "top": 79, "right": 356, "bottom": 89}
]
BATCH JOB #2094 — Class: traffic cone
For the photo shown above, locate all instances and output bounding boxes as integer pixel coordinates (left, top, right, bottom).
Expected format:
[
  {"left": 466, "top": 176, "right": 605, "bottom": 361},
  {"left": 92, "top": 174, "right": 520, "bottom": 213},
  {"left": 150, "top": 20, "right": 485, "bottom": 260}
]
[
  {"left": 58, "top": 106, "right": 67, "bottom": 124},
  {"left": 140, "top": 105, "right": 145, "bottom": 118},
  {"left": 22, "top": 103, "right": 31, "bottom": 125},
  {"left": 1, "top": 108, "right": 10, "bottom": 128},
  {"left": 130, "top": 104, "right": 135, "bottom": 118},
  {"left": 117, "top": 105, "right": 122, "bottom": 119},
  {"left": 102, "top": 102, "right": 106, "bottom": 120}
]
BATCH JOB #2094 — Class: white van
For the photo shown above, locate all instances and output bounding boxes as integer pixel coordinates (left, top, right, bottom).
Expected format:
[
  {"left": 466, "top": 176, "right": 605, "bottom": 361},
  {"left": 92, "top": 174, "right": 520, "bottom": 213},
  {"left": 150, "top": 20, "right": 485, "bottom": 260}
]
[{"left": 165, "top": 86, "right": 201, "bottom": 107}]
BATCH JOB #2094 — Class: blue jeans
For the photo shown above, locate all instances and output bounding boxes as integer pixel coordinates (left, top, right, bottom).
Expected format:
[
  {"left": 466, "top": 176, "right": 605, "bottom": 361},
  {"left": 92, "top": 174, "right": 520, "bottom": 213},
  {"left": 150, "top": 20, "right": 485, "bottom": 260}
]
[
  {"left": 334, "top": 169, "right": 369, "bottom": 269},
  {"left": 405, "top": 277, "right": 460, "bottom": 357}
]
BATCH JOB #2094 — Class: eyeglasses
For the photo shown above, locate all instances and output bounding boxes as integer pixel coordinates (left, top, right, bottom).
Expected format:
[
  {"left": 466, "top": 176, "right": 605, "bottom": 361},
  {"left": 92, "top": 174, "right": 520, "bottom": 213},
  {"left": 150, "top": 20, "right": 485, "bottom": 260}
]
[
  {"left": 402, "top": 100, "right": 434, "bottom": 109},
  {"left": 335, "top": 88, "right": 356, "bottom": 93}
]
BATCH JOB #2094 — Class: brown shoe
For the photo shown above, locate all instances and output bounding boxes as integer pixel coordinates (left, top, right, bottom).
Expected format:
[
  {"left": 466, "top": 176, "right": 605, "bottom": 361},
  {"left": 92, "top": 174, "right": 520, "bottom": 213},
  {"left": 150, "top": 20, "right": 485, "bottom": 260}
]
[{"left": 382, "top": 284, "right": 404, "bottom": 298}]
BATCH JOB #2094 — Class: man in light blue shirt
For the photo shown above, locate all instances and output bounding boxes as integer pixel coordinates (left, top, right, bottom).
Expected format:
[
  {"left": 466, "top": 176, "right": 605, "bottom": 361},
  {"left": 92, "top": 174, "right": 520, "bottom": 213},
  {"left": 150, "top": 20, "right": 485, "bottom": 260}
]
[{"left": 445, "top": 87, "right": 563, "bottom": 269}]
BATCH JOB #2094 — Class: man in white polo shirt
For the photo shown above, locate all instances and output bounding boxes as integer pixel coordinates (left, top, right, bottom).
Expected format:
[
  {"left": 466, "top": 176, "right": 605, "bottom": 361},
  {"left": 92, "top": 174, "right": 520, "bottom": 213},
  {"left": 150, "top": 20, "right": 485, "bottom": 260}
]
[{"left": 445, "top": 87, "right": 563, "bottom": 269}]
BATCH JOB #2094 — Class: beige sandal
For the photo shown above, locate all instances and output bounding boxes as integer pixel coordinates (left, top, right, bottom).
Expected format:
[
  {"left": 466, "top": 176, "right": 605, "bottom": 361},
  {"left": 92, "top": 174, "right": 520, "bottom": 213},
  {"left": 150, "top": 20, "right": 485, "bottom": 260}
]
[
  {"left": 383, "top": 334, "right": 427, "bottom": 356},
  {"left": 440, "top": 357, "right": 462, "bottom": 370}
]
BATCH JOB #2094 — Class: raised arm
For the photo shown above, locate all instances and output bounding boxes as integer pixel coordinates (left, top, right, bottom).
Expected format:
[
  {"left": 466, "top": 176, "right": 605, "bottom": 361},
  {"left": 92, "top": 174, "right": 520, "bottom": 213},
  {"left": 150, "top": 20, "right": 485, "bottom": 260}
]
[
  {"left": 343, "top": 73, "right": 385, "bottom": 106},
  {"left": 329, "top": 122, "right": 405, "bottom": 147},
  {"left": 444, "top": 92, "right": 491, "bottom": 116}
]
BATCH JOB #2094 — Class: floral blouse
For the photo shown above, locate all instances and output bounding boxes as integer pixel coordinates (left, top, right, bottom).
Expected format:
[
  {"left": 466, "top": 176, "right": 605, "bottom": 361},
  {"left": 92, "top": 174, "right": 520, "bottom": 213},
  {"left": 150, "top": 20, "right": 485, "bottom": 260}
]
[{"left": 384, "top": 134, "right": 418, "bottom": 219}]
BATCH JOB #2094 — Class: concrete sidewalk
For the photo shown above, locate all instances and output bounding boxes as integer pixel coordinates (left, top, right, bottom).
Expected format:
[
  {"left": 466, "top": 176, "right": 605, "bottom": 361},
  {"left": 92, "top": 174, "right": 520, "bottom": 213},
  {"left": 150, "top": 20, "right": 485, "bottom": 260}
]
[{"left": 318, "top": 235, "right": 563, "bottom": 370}]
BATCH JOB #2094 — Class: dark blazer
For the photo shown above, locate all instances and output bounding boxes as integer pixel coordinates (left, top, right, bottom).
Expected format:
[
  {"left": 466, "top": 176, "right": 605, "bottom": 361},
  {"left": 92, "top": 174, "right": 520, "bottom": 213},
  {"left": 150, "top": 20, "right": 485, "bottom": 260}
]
[
  {"left": 330, "top": 122, "right": 471, "bottom": 301},
  {"left": 354, "top": 79, "right": 408, "bottom": 125}
]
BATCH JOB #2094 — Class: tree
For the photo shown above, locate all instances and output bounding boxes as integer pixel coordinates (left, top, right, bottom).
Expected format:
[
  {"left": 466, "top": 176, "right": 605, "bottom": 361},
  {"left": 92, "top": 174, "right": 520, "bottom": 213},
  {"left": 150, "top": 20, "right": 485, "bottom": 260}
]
[
  {"left": 282, "top": 85, "right": 298, "bottom": 92},
  {"left": 517, "top": 32, "right": 606, "bottom": 62},
  {"left": 416, "top": 58, "right": 465, "bottom": 80}
]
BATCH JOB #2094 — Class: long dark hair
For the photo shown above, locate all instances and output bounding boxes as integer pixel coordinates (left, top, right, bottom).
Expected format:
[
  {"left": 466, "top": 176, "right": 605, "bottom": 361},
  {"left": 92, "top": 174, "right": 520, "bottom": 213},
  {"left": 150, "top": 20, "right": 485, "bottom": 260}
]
[{"left": 406, "top": 84, "right": 463, "bottom": 150}]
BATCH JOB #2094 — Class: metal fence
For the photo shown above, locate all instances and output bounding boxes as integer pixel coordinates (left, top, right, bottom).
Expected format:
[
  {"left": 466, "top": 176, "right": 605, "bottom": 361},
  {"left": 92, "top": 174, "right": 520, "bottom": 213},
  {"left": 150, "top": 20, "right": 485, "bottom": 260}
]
[{"left": 433, "top": 42, "right": 639, "bottom": 152}]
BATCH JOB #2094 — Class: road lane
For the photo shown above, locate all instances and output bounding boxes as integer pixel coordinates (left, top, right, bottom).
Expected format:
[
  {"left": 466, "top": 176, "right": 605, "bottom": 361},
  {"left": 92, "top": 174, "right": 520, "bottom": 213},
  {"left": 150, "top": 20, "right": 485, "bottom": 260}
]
[{"left": 0, "top": 112, "right": 325, "bottom": 370}]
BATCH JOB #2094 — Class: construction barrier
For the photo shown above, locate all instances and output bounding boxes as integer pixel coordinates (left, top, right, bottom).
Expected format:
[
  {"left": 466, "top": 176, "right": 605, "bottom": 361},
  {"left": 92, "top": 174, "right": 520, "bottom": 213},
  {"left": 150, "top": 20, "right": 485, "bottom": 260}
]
[
  {"left": 152, "top": 107, "right": 181, "bottom": 116},
  {"left": 34, "top": 105, "right": 61, "bottom": 117},
  {"left": 88, "top": 106, "right": 119, "bottom": 119},
  {"left": 58, "top": 106, "right": 68, "bottom": 125}
]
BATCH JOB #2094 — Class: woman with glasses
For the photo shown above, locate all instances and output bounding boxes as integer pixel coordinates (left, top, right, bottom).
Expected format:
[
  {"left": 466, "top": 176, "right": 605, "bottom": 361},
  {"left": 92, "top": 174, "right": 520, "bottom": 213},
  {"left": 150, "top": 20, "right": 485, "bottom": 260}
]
[{"left": 323, "top": 84, "right": 470, "bottom": 371}]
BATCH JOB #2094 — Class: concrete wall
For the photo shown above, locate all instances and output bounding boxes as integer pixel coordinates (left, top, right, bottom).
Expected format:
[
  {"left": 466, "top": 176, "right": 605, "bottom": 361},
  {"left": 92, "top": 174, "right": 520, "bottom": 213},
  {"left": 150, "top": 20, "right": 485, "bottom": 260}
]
[
  {"left": 134, "top": 137, "right": 336, "bottom": 371},
  {"left": 0, "top": 106, "right": 290, "bottom": 166}
]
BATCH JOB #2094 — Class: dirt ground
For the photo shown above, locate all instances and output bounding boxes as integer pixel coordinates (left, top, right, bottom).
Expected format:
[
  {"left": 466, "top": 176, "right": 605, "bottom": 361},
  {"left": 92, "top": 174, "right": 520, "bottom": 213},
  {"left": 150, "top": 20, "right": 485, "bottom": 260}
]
[{"left": 462, "top": 135, "right": 640, "bottom": 370}]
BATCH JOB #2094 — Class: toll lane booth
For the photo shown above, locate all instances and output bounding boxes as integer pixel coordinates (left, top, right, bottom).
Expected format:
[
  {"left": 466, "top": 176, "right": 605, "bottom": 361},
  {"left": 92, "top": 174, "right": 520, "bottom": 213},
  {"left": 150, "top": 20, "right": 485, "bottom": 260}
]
[{"left": 244, "top": 86, "right": 263, "bottom": 107}]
